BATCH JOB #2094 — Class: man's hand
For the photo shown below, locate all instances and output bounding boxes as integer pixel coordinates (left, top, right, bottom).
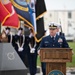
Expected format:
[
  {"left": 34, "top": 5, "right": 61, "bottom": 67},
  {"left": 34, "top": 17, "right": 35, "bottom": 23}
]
[
  {"left": 72, "top": 51, "right": 74, "bottom": 55},
  {"left": 37, "top": 50, "right": 40, "bottom": 56}
]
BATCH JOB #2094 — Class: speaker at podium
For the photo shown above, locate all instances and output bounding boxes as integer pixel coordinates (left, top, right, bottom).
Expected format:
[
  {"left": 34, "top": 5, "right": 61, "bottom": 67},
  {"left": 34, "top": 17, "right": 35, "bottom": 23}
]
[{"left": 0, "top": 43, "right": 27, "bottom": 75}]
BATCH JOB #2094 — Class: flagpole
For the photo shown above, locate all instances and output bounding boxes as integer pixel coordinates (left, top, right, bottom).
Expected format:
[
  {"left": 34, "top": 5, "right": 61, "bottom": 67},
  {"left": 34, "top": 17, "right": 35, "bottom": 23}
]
[{"left": 59, "top": 18, "right": 63, "bottom": 33}]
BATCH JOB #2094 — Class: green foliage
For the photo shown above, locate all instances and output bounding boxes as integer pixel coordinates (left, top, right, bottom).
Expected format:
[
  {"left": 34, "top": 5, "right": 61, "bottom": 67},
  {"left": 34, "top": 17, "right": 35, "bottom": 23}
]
[
  {"left": 37, "top": 56, "right": 41, "bottom": 66},
  {"left": 66, "top": 42, "right": 75, "bottom": 67}
]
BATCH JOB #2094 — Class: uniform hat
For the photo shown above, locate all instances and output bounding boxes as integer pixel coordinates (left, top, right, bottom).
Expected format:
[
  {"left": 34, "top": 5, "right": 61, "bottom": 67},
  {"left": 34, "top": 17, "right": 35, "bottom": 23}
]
[
  {"left": 57, "top": 24, "right": 61, "bottom": 28},
  {"left": 5, "top": 27, "right": 10, "bottom": 30},
  {"left": 49, "top": 22, "right": 57, "bottom": 29},
  {"left": 18, "top": 27, "right": 23, "bottom": 30}
]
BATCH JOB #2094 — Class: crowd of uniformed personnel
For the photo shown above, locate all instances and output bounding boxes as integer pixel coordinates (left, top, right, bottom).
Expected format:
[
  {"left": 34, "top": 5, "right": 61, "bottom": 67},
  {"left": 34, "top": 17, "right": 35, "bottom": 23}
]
[
  {"left": 0, "top": 26, "right": 38, "bottom": 75},
  {"left": 0, "top": 22, "right": 69, "bottom": 75}
]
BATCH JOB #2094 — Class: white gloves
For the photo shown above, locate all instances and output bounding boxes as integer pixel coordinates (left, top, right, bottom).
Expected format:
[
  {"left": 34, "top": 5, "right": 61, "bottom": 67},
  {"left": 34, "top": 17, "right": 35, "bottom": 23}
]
[
  {"left": 29, "top": 33, "right": 33, "bottom": 38},
  {"left": 17, "top": 30, "right": 22, "bottom": 35},
  {"left": 18, "top": 47, "right": 23, "bottom": 52},
  {"left": 30, "top": 48, "right": 35, "bottom": 53},
  {"left": 5, "top": 30, "right": 9, "bottom": 34}
]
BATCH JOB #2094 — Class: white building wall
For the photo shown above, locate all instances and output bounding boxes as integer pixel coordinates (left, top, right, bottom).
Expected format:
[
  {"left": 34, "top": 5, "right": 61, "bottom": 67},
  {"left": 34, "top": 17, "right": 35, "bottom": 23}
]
[{"left": 44, "top": 10, "right": 75, "bottom": 36}]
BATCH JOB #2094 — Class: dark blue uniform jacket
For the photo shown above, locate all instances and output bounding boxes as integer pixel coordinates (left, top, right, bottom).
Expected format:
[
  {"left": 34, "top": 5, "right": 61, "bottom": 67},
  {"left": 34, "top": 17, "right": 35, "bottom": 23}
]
[{"left": 40, "top": 34, "right": 69, "bottom": 48}]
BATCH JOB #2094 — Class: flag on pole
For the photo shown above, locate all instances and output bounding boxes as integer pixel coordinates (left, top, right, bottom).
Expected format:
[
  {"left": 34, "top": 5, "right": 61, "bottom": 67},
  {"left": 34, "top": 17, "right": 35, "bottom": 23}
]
[
  {"left": 0, "top": 1, "right": 10, "bottom": 25},
  {"left": 10, "top": 0, "right": 33, "bottom": 28},
  {"left": 1, "top": 0, "right": 20, "bottom": 28},
  {"left": 35, "top": 0, "right": 46, "bottom": 42},
  {"left": 10, "top": 0, "right": 46, "bottom": 42},
  {"left": 27, "top": 0, "right": 37, "bottom": 32},
  {"left": 35, "top": 17, "right": 45, "bottom": 42},
  {"left": 35, "top": 0, "right": 46, "bottom": 20}
]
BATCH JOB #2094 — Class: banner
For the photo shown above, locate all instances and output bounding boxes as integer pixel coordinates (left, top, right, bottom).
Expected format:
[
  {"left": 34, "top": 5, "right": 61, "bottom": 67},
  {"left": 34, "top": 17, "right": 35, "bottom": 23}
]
[
  {"left": 35, "top": 0, "right": 46, "bottom": 20},
  {"left": 10, "top": 0, "right": 47, "bottom": 42},
  {"left": 1, "top": 0, "right": 19, "bottom": 28},
  {"left": 10, "top": 0, "right": 33, "bottom": 28},
  {"left": 0, "top": 2, "right": 10, "bottom": 25},
  {"left": 35, "top": 0, "right": 46, "bottom": 42},
  {"left": 28, "top": 0, "right": 37, "bottom": 32}
]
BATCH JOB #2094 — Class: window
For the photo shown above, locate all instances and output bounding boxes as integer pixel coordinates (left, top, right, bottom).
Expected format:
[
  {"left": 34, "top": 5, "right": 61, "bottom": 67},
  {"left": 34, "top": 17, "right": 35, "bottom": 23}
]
[
  {"left": 50, "top": 13, "right": 52, "bottom": 17},
  {"left": 68, "top": 11, "right": 72, "bottom": 18}
]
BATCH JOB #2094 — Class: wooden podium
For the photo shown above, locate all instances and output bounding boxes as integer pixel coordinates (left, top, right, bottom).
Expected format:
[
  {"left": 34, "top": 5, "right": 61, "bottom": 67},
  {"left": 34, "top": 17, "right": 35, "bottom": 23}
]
[{"left": 40, "top": 48, "right": 72, "bottom": 75}]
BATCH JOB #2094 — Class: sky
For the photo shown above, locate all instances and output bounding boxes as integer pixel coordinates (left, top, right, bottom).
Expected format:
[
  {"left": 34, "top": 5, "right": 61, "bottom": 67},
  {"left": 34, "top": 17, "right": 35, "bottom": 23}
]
[{"left": 45, "top": 0, "right": 75, "bottom": 10}]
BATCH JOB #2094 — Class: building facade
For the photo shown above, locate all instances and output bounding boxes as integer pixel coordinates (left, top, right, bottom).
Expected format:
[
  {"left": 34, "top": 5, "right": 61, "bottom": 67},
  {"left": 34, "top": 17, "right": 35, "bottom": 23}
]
[{"left": 44, "top": 10, "right": 75, "bottom": 37}]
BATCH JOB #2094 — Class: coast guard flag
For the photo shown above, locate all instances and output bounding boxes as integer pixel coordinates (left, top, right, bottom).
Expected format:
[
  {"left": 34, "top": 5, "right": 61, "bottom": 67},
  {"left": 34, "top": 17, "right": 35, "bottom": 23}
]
[
  {"left": 0, "top": 1, "right": 10, "bottom": 25},
  {"left": 10, "top": 0, "right": 46, "bottom": 42},
  {"left": 10, "top": 0, "right": 33, "bottom": 28},
  {"left": 27, "top": 0, "right": 37, "bottom": 32},
  {"left": 1, "top": 0, "right": 19, "bottom": 28},
  {"left": 35, "top": 0, "right": 46, "bottom": 42}
]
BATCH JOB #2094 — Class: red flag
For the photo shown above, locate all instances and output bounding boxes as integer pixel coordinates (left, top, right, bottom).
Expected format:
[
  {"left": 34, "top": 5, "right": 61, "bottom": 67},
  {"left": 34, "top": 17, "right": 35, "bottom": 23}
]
[
  {"left": 2, "top": 1, "right": 20, "bottom": 28},
  {"left": 0, "top": 2, "right": 10, "bottom": 25}
]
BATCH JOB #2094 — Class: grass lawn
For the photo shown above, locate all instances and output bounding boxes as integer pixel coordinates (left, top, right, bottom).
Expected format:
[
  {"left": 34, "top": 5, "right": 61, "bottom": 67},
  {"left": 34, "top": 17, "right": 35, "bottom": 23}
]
[
  {"left": 66, "top": 42, "right": 75, "bottom": 67},
  {"left": 37, "top": 42, "right": 75, "bottom": 67}
]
